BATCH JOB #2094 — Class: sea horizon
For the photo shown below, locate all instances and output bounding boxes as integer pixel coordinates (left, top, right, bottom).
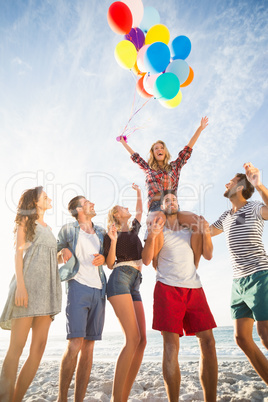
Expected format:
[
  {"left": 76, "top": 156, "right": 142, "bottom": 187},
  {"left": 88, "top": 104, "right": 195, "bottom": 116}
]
[{"left": 1, "top": 325, "right": 267, "bottom": 363}]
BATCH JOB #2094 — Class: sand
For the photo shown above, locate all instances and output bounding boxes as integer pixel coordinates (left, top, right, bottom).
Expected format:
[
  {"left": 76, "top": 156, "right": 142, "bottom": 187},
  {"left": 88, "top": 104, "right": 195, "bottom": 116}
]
[{"left": 3, "top": 359, "right": 267, "bottom": 401}]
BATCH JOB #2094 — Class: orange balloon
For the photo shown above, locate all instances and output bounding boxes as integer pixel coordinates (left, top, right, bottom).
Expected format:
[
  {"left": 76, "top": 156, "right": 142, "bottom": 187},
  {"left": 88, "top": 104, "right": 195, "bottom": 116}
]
[
  {"left": 136, "top": 76, "right": 153, "bottom": 99},
  {"left": 132, "top": 61, "right": 145, "bottom": 76},
  {"left": 180, "top": 66, "right": 194, "bottom": 87}
]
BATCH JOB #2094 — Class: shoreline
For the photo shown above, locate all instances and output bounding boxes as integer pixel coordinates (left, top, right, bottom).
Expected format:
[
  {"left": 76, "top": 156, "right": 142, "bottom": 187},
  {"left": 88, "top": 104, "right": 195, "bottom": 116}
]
[
  {"left": 1, "top": 359, "right": 267, "bottom": 401},
  {"left": 2, "top": 326, "right": 262, "bottom": 364}
]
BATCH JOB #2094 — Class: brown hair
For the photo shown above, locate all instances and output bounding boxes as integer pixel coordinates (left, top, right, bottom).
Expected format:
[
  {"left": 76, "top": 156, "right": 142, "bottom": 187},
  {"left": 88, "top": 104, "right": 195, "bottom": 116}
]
[
  {"left": 235, "top": 173, "right": 255, "bottom": 200},
  {"left": 160, "top": 190, "right": 177, "bottom": 205},
  {"left": 14, "top": 186, "right": 43, "bottom": 242},
  {"left": 68, "top": 196, "right": 85, "bottom": 220},
  {"left": 148, "top": 140, "right": 171, "bottom": 171}
]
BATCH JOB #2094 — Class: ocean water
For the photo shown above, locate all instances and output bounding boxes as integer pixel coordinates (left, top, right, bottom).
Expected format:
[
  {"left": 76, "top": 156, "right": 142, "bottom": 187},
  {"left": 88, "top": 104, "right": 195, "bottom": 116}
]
[{"left": 1, "top": 326, "right": 267, "bottom": 362}]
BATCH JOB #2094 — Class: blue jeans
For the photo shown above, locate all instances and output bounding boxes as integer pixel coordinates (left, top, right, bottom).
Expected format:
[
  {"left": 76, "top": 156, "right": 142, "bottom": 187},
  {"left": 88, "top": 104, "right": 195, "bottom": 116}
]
[
  {"left": 149, "top": 200, "right": 162, "bottom": 212},
  {"left": 107, "top": 265, "right": 142, "bottom": 301}
]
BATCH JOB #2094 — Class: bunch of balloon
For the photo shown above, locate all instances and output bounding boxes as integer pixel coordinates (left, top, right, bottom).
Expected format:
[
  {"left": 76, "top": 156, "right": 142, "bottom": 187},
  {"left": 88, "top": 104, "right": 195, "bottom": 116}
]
[{"left": 107, "top": 1, "right": 194, "bottom": 108}]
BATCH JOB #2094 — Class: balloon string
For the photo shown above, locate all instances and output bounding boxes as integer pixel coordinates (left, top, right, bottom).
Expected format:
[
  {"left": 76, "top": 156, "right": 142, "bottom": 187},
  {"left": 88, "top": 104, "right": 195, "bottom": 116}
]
[
  {"left": 121, "top": 97, "right": 152, "bottom": 140},
  {"left": 118, "top": 71, "right": 153, "bottom": 141},
  {"left": 130, "top": 84, "right": 136, "bottom": 117},
  {"left": 126, "top": 122, "right": 149, "bottom": 138},
  {"left": 120, "top": 81, "right": 136, "bottom": 137}
]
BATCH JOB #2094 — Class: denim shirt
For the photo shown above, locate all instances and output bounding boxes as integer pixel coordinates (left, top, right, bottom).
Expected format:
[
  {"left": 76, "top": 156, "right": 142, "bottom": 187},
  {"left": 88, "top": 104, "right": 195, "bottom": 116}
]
[{"left": 57, "top": 220, "right": 107, "bottom": 298}]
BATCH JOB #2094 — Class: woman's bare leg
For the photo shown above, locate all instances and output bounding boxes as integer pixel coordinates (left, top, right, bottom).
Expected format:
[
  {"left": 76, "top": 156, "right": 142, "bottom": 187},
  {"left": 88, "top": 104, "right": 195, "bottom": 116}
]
[
  {"left": 109, "top": 294, "right": 142, "bottom": 402},
  {"left": 122, "top": 301, "right": 147, "bottom": 401},
  {"left": 0, "top": 317, "right": 33, "bottom": 402},
  {"left": 13, "top": 315, "right": 52, "bottom": 402}
]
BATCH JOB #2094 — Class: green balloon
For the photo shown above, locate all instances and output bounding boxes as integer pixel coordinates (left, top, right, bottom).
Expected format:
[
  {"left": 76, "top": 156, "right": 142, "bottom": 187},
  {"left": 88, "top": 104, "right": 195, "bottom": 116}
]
[{"left": 153, "top": 73, "right": 180, "bottom": 100}]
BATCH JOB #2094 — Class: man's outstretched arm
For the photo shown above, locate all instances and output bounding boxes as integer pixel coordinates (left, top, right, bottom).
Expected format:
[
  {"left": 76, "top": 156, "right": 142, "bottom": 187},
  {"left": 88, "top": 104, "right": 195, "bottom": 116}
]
[{"left": 244, "top": 162, "right": 268, "bottom": 220}]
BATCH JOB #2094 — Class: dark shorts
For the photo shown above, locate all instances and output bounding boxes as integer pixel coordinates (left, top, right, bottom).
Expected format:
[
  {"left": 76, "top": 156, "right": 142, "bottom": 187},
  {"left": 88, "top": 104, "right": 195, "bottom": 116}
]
[
  {"left": 153, "top": 281, "right": 217, "bottom": 336},
  {"left": 107, "top": 265, "right": 142, "bottom": 301},
  {"left": 149, "top": 200, "right": 162, "bottom": 212},
  {"left": 66, "top": 279, "right": 105, "bottom": 341},
  {"left": 231, "top": 270, "right": 268, "bottom": 321}
]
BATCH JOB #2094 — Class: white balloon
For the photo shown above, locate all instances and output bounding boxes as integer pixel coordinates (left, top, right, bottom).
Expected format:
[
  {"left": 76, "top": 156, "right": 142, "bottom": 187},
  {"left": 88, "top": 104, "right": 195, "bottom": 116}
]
[
  {"left": 143, "top": 72, "right": 161, "bottom": 95},
  {"left": 120, "top": 0, "right": 144, "bottom": 28},
  {"left": 166, "top": 59, "right": 189, "bottom": 85},
  {"left": 136, "top": 45, "right": 149, "bottom": 73}
]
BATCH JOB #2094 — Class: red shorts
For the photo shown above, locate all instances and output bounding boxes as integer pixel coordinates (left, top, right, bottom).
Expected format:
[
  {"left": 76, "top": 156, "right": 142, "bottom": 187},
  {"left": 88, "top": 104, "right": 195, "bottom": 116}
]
[{"left": 153, "top": 281, "right": 217, "bottom": 336}]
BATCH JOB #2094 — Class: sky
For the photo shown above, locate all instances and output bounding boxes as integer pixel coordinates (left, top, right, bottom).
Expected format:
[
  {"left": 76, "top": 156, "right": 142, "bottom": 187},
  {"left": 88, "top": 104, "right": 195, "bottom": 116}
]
[{"left": 0, "top": 0, "right": 268, "bottom": 338}]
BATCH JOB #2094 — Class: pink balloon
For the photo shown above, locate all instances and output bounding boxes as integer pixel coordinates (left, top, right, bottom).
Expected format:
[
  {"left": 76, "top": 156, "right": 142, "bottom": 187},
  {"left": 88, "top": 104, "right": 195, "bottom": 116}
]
[
  {"left": 143, "top": 72, "right": 161, "bottom": 95},
  {"left": 137, "top": 45, "right": 150, "bottom": 73},
  {"left": 121, "top": 0, "right": 144, "bottom": 27}
]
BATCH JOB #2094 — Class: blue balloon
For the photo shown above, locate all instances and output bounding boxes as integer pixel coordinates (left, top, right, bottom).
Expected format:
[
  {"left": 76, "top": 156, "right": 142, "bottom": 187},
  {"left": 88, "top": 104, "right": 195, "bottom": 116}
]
[
  {"left": 153, "top": 72, "right": 180, "bottom": 100},
  {"left": 139, "top": 6, "right": 160, "bottom": 33},
  {"left": 166, "top": 60, "right": 189, "bottom": 85},
  {"left": 171, "top": 35, "right": 191, "bottom": 60},
  {"left": 144, "top": 42, "right": 170, "bottom": 74}
]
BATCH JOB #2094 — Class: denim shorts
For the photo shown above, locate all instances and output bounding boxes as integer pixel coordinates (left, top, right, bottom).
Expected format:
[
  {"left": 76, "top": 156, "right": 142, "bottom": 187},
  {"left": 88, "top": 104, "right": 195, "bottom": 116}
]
[
  {"left": 107, "top": 265, "right": 142, "bottom": 301},
  {"left": 231, "top": 270, "right": 268, "bottom": 321},
  {"left": 66, "top": 279, "right": 105, "bottom": 341},
  {"left": 149, "top": 200, "right": 162, "bottom": 212}
]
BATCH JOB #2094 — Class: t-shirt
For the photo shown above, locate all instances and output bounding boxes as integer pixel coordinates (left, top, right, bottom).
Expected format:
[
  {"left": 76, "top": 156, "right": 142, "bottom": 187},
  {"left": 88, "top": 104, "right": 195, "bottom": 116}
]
[
  {"left": 104, "top": 219, "right": 143, "bottom": 264},
  {"left": 212, "top": 201, "right": 268, "bottom": 278},
  {"left": 73, "top": 230, "right": 102, "bottom": 289}
]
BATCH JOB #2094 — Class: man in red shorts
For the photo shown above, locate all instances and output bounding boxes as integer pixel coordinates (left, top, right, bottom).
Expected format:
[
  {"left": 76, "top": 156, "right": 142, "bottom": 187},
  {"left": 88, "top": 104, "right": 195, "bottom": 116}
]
[{"left": 142, "top": 190, "right": 217, "bottom": 402}]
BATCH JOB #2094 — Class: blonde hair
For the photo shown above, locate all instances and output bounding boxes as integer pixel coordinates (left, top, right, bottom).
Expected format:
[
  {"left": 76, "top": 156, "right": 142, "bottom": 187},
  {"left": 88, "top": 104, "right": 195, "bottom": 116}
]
[
  {"left": 107, "top": 206, "right": 122, "bottom": 231},
  {"left": 107, "top": 205, "right": 130, "bottom": 232},
  {"left": 148, "top": 140, "right": 171, "bottom": 171}
]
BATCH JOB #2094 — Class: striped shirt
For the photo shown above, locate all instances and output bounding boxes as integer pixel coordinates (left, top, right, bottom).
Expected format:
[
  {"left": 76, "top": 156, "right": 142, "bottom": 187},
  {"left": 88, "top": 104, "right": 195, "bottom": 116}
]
[
  {"left": 131, "top": 145, "right": 192, "bottom": 209},
  {"left": 213, "top": 201, "right": 268, "bottom": 278}
]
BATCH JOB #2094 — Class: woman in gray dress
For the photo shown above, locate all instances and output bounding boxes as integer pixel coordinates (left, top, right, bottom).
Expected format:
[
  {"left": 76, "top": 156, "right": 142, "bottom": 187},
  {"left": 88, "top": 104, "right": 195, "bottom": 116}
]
[{"left": 0, "top": 186, "right": 62, "bottom": 402}]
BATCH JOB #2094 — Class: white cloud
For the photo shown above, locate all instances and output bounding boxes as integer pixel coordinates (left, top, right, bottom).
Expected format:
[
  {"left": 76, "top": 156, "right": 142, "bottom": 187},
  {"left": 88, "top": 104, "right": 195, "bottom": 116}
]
[{"left": 12, "top": 57, "right": 32, "bottom": 75}]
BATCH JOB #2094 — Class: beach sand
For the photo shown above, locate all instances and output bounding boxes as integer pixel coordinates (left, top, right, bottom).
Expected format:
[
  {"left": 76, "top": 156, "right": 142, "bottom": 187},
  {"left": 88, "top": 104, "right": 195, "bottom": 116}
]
[{"left": 3, "top": 360, "right": 268, "bottom": 401}]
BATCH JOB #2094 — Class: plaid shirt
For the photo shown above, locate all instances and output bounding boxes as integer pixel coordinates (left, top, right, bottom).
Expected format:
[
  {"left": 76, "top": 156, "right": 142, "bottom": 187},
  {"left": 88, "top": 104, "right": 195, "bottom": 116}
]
[{"left": 131, "top": 145, "right": 192, "bottom": 209}]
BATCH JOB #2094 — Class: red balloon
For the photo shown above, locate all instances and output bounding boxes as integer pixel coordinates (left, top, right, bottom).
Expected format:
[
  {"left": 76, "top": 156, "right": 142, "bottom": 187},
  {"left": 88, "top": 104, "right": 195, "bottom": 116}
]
[
  {"left": 107, "top": 2, "right": 133, "bottom": 35},
  {"left": 136, "top": 76, "right": 153, "bottom": 99}
]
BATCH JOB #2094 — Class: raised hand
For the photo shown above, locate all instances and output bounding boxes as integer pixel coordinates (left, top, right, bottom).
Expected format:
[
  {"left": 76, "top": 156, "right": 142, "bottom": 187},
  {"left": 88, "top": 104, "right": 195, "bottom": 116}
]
[
  {"left": 108, "top": 223, "right": 118, "bottom": 242},
  {"left": 119, "top": 135, "right": 127, "bottom": 144},
  {"left": 132, "top": 183, "right": 141, "bottom": 192},
  {"left": 244, "top": 162, "right": 261, "bottom": 188},
  {"left": 200, "top": 116, "right": 208, "bottom": 131}
]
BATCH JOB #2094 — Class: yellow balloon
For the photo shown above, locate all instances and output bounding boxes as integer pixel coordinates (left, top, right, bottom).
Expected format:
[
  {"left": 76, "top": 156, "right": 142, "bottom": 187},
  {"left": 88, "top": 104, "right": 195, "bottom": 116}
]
[
  {"left": 159, "top": 90, "right": 182, "bottom": 108},
  {"left": 145, "top": 24, "right": 170, "bottom": 45},
  {"left": 114, "top": 40, "right": 137, "bottom": 70}
]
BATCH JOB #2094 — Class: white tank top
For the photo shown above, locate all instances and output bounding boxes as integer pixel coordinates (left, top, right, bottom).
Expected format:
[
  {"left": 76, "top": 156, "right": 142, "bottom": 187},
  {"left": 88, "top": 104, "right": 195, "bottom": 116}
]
[{"left": 156, "top": 227, "right": 202, "bottom": 288}]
